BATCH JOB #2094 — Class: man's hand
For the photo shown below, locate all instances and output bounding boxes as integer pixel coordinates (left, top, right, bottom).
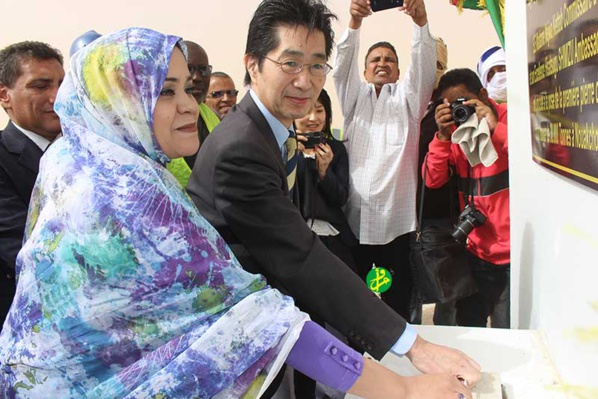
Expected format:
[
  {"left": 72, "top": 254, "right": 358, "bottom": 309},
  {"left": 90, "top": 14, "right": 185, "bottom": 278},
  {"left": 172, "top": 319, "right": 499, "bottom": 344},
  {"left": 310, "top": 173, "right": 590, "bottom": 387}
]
[
  {"left": 406, "top": 335, "right": 482, "bottom": 387},
  {"left": 349, "top": 0, "right": 371, "bottom": 30},
  {"left": 400, "top": 0, "right": 428, "bottom": 27},
  {"left": 435, "top": 98, "right": 455, "bottom": 141},
  {"left": 464, "top": 98, "right": 498, "bottom": 132}
]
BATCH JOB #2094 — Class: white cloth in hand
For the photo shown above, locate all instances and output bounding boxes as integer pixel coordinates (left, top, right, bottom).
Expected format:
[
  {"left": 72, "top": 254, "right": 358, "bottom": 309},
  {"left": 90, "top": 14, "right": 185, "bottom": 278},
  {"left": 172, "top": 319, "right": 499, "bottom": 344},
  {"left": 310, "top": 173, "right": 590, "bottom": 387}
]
[{"left": 451, "top": 114, "right": 498, "bottom": 167}]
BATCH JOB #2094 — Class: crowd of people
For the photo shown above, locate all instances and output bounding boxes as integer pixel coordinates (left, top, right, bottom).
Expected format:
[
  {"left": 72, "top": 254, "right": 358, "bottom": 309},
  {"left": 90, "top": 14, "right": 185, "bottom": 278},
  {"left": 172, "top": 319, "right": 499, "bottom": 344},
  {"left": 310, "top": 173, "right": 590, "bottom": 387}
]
[{"left": 0, "top": 0, "right": 510, "bottom": 397}]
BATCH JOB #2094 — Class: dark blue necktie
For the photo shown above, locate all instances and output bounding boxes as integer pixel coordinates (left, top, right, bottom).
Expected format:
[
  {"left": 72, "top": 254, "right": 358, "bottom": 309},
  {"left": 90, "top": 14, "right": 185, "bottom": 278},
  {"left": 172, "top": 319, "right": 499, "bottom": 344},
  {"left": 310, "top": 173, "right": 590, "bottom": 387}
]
[{"left": 285, "top": 130, "right": 297, "bottom": 197}]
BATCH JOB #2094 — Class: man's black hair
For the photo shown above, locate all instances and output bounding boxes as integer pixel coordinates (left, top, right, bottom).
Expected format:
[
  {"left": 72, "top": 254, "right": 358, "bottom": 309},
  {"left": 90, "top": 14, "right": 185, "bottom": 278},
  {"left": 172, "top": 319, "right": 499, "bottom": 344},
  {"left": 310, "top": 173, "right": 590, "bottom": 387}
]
[
  {"left": 436, "top": 68, "right": 483, "bottom": 98},
  {"left": 364, "top": 41, "right": 398, "bottom": 69},
  {"left": 244, "top": 0, "right": 337, "bottom": 86},
  {"left": 0, "top": 41, "right": 63, "bottom": 88}
]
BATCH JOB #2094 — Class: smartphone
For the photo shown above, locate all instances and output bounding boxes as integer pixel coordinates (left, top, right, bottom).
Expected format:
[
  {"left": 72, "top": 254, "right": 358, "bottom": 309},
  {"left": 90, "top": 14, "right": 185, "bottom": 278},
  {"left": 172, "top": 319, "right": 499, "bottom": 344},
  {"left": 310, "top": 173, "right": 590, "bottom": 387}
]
[{"left": 371, "top": 0, "right": 404, "bottom": 12}]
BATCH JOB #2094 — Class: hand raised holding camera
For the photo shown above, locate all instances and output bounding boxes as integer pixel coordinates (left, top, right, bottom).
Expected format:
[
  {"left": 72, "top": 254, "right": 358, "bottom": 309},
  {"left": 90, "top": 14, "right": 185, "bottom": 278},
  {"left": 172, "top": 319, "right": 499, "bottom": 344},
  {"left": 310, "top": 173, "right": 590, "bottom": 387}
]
[
  {"left": 434, "top": 98, "right": 456, "bottom": 141},
  {"left": 349, "top": 0, "right": 372, "bottom": 29},
  {"left": 401, "top": 0, "right": 428, "bottom": 27}
]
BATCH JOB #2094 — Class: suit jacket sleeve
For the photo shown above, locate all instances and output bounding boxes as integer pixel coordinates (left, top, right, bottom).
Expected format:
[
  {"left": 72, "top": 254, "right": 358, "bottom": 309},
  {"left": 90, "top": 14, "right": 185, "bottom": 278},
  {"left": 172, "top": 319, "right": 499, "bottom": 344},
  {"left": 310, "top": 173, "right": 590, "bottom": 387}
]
[
  {"left": 0, "top": 158, "right": 28, "bottom": 274},
  {"left": 207, "top": 136, "right": 406, "bottom": 359}
]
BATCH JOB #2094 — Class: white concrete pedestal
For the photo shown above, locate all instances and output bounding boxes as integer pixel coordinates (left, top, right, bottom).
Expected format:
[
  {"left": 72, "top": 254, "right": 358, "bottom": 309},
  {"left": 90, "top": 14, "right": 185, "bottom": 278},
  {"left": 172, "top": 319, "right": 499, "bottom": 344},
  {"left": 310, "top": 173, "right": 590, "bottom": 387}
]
[{"left": 347, "top": 325, "right": 565, "bottom": 399}]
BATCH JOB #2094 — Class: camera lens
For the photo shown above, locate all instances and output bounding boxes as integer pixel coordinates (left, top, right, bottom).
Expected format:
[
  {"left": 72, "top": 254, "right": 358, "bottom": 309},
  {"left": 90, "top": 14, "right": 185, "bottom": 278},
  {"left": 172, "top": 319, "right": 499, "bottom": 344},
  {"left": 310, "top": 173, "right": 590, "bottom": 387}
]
[
  {"left": 451, "top": 219, "right": 475, "bottom": 243},
  {"left": 452, "top": 105, "right": 471, "bottom": 124}
]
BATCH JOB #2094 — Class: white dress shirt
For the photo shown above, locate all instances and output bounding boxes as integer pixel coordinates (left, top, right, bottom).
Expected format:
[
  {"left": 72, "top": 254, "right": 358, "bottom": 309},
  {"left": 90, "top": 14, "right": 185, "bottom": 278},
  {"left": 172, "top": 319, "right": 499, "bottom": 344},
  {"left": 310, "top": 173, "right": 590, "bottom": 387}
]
[
  {"left": 333, "top": 24, "right": 437, "bottom": 245},
  {"left": 12, "top": 123, "right": 51, "bottom": 151}
]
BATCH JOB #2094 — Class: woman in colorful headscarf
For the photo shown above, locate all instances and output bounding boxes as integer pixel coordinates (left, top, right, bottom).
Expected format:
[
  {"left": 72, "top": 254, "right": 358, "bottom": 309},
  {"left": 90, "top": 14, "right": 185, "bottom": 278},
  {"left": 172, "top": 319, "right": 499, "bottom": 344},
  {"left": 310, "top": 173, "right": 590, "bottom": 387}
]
[
  {"left": 0, "top": 27, "right": 473, "bottom": 399},
  {"left": 0, "top": 27, "right": 306, "bottom": 399}
]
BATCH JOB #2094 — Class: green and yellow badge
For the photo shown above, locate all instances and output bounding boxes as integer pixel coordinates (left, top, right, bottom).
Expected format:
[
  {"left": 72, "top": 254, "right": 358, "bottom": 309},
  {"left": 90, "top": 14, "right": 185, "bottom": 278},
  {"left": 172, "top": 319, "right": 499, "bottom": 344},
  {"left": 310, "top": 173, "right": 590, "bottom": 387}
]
[{"left": 366, "top": 266, "right": 392, "bottom": 294}]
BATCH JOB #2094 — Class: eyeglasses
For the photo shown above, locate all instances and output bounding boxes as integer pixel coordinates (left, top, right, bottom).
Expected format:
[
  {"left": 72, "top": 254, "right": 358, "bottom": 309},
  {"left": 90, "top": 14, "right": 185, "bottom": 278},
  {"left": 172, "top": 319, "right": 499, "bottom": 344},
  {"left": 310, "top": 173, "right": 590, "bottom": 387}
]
[
  {"left": 188, "top": 64, "right": 213, "bottom": 77},
  {"left": 263, "top": 56, "right": 332, "bottom": 77},
  {"left": 207, "top": 89, "right": 239, "bottom": 99}
]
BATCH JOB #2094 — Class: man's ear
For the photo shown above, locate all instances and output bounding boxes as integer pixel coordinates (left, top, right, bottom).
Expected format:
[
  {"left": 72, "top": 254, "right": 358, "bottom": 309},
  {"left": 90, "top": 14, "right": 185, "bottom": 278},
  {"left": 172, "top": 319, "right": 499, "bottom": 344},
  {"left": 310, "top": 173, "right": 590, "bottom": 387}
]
[
  {"left": 0, "top": 84, "right": 10, "bottom": 110},
  {"left": 244, "top": 54, "right": 259, "bottom": 83},
  {"left": 479, "top": 87, "right": 489, "bottom": 104}
]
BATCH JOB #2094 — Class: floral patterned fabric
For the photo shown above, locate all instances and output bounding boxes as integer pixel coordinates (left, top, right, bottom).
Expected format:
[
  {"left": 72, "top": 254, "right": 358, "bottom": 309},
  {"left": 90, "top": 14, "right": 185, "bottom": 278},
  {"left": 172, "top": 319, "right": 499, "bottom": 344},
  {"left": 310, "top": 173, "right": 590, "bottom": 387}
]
[{"left": 0, "top": 27, "right": 306, "bottom": 398}]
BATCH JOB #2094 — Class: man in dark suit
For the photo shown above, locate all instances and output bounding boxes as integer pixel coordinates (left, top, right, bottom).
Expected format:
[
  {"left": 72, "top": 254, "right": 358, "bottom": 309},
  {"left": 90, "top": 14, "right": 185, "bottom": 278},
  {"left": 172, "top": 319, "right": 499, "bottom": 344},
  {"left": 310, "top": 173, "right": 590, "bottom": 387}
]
[
  {"left": 0, "top": 41, "right": 64, "bottom": 329},
  {"left": 187, "top": 0, "right": 481, "bottom": 394}
]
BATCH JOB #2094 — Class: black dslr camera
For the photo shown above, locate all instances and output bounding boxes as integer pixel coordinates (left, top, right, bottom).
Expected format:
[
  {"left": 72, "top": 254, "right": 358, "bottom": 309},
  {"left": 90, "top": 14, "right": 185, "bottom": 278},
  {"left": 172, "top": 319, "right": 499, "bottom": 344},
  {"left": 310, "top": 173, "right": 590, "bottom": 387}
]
[
  {"left": 301, "top": 132, "right": 326, "bottom": 149},
  {"left": 451, "top": 205, "right": 487, "bottom": 244},
  {"left": 450, "top": 97, "right": 476, "bottom": 125}
]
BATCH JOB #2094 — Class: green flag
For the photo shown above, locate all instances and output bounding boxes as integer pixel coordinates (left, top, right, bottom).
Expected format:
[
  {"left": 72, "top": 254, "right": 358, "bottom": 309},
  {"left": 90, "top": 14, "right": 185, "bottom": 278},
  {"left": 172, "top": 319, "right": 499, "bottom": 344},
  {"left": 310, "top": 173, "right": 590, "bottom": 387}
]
[
  {"left": 485, "top": 0, "right": 505, "bottom": 48},
  {"left": 450, "top": 0, "right": 505, "bottom": 48}
]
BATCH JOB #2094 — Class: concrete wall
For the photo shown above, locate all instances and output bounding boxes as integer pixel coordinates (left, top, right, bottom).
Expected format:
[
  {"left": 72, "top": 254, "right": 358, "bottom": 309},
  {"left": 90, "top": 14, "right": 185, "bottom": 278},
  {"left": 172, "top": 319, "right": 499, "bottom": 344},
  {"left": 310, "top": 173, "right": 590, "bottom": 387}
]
[{"left": 507, "top": 0, "right": 598, "bottom": 389}]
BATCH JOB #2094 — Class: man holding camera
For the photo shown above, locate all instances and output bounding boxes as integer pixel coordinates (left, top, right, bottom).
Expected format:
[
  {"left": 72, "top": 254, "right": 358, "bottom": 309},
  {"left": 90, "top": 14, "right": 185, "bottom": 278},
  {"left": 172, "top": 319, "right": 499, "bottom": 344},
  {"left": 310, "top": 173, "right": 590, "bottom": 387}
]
[{"left": 425, "top": 68, "right": 510, "bottom": 328}]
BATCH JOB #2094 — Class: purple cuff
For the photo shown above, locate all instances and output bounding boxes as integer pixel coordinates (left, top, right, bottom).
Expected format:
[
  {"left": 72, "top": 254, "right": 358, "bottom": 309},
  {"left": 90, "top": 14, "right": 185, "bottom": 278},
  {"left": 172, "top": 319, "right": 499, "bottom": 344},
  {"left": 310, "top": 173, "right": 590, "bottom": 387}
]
[{"left": 286, "top": 321, "right": 363, "bottom": 392}]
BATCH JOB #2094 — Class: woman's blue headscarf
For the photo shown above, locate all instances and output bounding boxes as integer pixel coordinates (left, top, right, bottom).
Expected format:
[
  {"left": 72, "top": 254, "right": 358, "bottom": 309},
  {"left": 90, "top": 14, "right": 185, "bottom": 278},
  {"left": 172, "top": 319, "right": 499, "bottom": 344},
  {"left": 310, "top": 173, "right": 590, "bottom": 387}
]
[{"left": 0, "top": 27, "right": 306, "bottom": 398}]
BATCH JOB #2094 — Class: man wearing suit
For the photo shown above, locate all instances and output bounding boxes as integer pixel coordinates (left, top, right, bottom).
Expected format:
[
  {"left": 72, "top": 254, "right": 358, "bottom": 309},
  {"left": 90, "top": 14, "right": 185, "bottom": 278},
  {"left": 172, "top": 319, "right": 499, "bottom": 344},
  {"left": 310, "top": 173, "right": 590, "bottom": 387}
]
[
  {"left": 0, "top": 41, "right": 64, "bottom": 329},
  {"left": 186, "top": 0, "right": 480, "bottom": 394}
]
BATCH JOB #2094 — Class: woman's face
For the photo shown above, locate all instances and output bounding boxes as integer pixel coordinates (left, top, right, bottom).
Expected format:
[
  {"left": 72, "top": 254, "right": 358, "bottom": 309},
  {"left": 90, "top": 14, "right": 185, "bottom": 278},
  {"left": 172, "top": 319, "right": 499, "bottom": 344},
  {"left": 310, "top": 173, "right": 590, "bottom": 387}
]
[
  {"left": 295, "top": 100, "right": 326, "bottom": 133},
  {"left": 153, "top": 47, "right": 200, "bottom": 159}
]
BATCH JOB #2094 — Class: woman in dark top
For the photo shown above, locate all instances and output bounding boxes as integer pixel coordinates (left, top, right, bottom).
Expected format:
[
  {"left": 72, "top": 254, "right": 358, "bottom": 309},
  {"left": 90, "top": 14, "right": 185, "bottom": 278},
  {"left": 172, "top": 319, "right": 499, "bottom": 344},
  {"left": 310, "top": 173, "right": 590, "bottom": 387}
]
[
  {"left": 296, "top": 89, "right": 357, "bottom": 273},
  {"left": 294, "top": 88, "right": 359, "bottom": 399}
]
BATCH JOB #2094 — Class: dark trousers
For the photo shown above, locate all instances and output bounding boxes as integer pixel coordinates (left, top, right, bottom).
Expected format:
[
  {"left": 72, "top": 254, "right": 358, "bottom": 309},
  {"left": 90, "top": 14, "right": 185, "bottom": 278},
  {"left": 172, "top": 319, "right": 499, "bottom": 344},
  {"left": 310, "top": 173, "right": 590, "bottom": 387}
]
[
  {"left": 0, "top": 271, "right": 16, "bottom": 332},
  {"left": 456, "top": 253, "right": 510, "bottom": 327},
  {"left": 490, "top": 269, "right": 511, "bottom": 328},
  {"left": 352, "top": 233, "right": 412, "bottom": 321},
  {"left": 260, "top": 363, "right": 288, "bottom": 399},
  {"left": 433, "top": 299, "right": 457, "bottom": 326}
]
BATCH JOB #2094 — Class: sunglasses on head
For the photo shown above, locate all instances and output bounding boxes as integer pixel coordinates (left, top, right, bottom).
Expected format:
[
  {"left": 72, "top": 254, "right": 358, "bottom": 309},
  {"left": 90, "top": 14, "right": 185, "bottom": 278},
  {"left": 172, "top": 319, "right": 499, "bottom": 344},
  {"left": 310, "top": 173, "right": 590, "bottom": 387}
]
[
  {"left": 188, "top": 64, "right": 213, "bottom": 77},
  {"left": 207, "top": 89, "right": 239, "bottom": 99}
]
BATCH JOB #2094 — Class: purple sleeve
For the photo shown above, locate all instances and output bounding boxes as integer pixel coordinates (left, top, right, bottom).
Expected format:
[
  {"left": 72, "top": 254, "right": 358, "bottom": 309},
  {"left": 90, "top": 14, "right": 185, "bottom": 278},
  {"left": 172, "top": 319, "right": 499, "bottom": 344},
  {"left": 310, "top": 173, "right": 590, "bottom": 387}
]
[{"left": 286, "top": 321, "right": 363, "bottom": 392}]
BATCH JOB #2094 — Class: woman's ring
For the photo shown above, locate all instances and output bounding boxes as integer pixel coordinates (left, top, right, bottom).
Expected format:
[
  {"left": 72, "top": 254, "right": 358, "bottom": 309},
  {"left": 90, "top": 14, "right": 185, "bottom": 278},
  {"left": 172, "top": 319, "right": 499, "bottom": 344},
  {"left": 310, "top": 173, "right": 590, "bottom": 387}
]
[{"left": 458, "top": 393, "right": 465, "bottom": 399}]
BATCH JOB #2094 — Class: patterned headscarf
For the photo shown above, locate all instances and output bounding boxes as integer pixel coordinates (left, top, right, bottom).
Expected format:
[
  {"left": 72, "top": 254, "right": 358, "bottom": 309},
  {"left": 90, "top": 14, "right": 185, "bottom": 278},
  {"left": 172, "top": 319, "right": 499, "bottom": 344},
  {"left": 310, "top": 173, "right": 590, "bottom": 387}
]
[{"left": 0, "top": 27, "right": 306, "bottom": 398}]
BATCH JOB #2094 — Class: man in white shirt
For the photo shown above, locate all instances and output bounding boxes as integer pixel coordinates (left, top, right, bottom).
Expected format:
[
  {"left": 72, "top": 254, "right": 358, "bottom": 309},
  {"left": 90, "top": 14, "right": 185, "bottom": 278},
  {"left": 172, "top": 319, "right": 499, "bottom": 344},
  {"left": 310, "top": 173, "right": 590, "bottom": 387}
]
[
  {"left": 333, "top": 0, "right": 437, "bottom": 319},
  {"left": 0, "top": 41, "right": 64, "bottom": 329}
]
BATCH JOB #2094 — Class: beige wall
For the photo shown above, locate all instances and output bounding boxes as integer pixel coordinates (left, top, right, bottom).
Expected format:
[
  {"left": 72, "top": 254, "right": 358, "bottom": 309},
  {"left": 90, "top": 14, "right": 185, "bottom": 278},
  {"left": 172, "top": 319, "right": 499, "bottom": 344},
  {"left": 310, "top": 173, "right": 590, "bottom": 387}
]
[{"left": 0, "top": 0, "right": 498, "bottom": 129}]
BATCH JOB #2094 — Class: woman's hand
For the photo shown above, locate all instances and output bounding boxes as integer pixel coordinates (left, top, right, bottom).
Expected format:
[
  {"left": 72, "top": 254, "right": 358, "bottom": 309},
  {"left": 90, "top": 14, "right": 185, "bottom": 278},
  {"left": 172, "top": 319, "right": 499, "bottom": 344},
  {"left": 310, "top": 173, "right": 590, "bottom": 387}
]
[
  {"left": 348, "top": 357, "right": 473, "bottom": 399},
  {"left": 315, "top": 142, "right": 333, "bottom": 179},
  {"left": 296, "top": 133, "right": 308, "bottom": 154}
]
